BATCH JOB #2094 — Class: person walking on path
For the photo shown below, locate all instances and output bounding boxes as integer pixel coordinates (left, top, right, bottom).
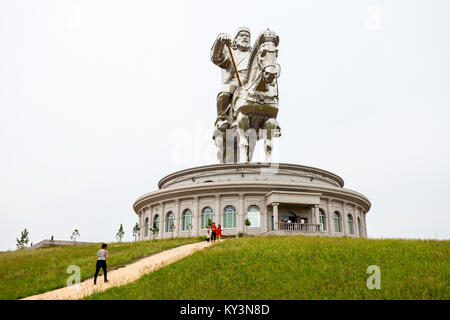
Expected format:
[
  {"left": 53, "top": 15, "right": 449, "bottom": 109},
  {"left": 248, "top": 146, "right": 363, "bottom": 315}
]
[
  {"left": 217, "top": 224, "right": 222, "bottom": 241},
  {"left": 206, "top": 230, "right": 210, "bottom": 242},
  {"left": 211, "top": 223, "right": 217, "bottom": 242},
  {"left": 94, "top": 243, "right": 109, "bottom": 285}
]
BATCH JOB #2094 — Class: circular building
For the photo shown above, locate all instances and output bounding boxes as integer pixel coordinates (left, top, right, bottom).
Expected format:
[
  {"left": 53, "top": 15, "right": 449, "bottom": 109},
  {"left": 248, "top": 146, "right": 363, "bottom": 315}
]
[{"left": 134, "top": 163, "right": 371, "bottom": 239}]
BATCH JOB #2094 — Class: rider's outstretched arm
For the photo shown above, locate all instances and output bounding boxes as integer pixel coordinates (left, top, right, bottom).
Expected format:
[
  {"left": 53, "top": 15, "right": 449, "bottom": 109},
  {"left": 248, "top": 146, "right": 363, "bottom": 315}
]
[{"left": 210, "top": 33, "right": 231, "bottom": 70}]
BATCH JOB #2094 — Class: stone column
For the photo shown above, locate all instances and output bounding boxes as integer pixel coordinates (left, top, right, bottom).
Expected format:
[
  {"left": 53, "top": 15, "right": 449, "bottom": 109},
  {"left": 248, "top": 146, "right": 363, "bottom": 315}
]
[
  {"left": 327, "top": 199, "right": 333, "bottom": 235},
  {"left": 342, "top": 202, "right": 348, "bottom": 235},
  {"left": 313, "top": 205, "right": 319, "bottom": 230},
  {"left": 175, "top": 199, "right": 181, "bottom": 238},
  {"left": 138, "top": 211, "right": 142, "bottom": 241},
  {"left": 160, "top": 202, "right": 165, "bottom": 239},
  {"left": 215, "top": 195, "right": 221, "bottom": 226},
  {"left": 238, "top": 194, "right": 245, "bottom": 233},
  {"left": 272, "top": 202, "right": 279, "bottom": 230},
  {"left": 363, "top": 211, "right": 368, "bottom": 238},
  {"left": 355, "top": 206, "right": 361, "bottom": 237},
  {"left": 261, "top": 204, "right": 268, "bottom": 232},
  {"left": 194, "top": 196, "right": 200, "bottom": 237}
]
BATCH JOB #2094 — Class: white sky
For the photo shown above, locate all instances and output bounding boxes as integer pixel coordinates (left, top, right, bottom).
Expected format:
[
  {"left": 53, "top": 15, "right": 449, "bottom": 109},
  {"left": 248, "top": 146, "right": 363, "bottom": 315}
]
[{"left": 1, "top": 0, "right": 449, "bottom": 251}]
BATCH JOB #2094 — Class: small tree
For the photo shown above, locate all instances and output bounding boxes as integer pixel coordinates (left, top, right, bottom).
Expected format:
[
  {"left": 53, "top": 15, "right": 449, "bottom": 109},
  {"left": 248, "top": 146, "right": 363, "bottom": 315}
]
[
  {"left": 49, "top": 235, "right": 55, "bottom": 247},
  {"left": 132, "top": 223, "right": 140, "bottom": 241},
  {"left": 171, "top": 223, "right": 176, "bottom": 239},
  {"left": 150, "top": 220, "right": 159, "bottom": 240},
  {"left": 16, "top": 229, "right": 30, "bottom": 249},
  {"left": 70, "top": 229, "right": 80, "bottom": 244},
  {"left": 206, "top": 218, "right": 213, "bottom": 230},
  {"left": 245, "top": 218, "right": 251, "bottom": 235},
  {"left": 116, "top": 224, "right": 125, "bottom": 243},
  {"left": 187, "top": 223, "right": 192, "bottom": 239}
]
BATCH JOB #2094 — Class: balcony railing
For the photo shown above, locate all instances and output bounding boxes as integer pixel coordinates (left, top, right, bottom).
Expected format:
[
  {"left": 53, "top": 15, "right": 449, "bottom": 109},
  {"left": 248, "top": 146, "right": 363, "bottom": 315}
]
[{"left": 277, "top": 222, "right": 322, "bottom": 232}]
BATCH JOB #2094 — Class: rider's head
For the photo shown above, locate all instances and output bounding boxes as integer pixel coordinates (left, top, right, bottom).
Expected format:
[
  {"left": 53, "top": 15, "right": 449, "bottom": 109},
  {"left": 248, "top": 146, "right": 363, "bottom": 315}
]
[{"left": 233, "top": 27, "right": 251, "bottom": 50}]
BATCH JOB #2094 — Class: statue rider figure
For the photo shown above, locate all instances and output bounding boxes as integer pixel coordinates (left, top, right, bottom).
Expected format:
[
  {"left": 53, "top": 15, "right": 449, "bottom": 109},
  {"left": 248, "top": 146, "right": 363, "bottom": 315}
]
[{"left": 210, "top": 27, "right": 252, "bottom": 130}]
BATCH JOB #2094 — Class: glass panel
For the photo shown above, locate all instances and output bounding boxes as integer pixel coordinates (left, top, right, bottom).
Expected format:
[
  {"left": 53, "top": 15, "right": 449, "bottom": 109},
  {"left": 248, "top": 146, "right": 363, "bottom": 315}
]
[
  {"left": 333, "top": 212, "right": 341, "bottom": 233},
  {"left": 247, "top": 205, "right": 261, "bottom": 228},
  {"left": 182, "top": 210, "right": 192, "bottom": 231},
  {"left": 166, "top": 213, "right": 174, "bottom": 232},
  {"left": 201, "top": 207, "right": 214, "bottom": 229},
  {"left": 319, "top": 211, "right": 326, "bottom": 231},
  {"left": 224, "top": 206, "right": 236, "bottom": 228}
]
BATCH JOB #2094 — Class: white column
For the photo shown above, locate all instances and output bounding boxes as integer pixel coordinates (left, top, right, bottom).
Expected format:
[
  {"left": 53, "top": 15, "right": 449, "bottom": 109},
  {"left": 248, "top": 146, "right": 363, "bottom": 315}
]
[
  {"left": 261, "top": 204, "right": 268, "bottom": 232},
  {"left": 238, "top": 194, "right": 245, "bottom": 233},
  {"left": 160, "top": 202, "right": 165, "bottom": 239},
  {"left": 342, "top": 202, "right": 348, "bottom": 236},
  {"left": 272, "top": 202, "right": 279, "bottom": 230},
  {"left": 313, "top": 205, "right": 319, "bottom": 230},
  {"left": 138, "top": 211, "right": 142, "bottom": 241},
  {"left": 194, "top": 196, "right": 200, "bottom": 237},
  {"left": 215, "top": 195, "right": 221, "bottom": 226},
  {"left": 363, "top": 211, "right": 368, "bottom": 238},
  {"left": 327, "top": 199, "right": 333, "bottom": 235},
  {"left": 175, "top": 199, "right": 181, "bottom": 238}
]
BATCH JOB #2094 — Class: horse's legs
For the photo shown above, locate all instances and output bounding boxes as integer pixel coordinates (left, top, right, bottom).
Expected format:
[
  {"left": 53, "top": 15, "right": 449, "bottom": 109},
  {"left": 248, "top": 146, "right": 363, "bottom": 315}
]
[
  {"left": 236, "top": 113, "right": 250, "bottom": 163},
  {"left": 247, "top": 128, "right": 258, "bottom": 163},
  {"left": 263, "top": 118, "right": 279, "bottom": 163},
  {"left": 213, "top": 128, "right": 225, "bottom": 164}
]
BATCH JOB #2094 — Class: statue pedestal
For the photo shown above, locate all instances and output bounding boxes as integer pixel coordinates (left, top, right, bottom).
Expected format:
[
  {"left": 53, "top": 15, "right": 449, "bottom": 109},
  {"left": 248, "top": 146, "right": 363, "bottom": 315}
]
[{"left": 134, "top": 163, "right": 370, "bottom": 240}]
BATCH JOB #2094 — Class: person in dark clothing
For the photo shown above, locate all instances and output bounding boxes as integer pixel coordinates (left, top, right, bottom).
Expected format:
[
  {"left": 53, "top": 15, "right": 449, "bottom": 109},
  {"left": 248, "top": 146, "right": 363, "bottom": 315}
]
[
  {"left": 211, "top": 223, "right": 217, "bottom": 242},
  {"left": 94, "top": 243, "right": 109, "bottom": 285}
]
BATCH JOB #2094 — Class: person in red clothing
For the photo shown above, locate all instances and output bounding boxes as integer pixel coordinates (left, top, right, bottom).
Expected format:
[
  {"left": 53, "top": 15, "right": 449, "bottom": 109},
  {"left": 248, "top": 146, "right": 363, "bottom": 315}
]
[
  {"left": 217, "top": 224, "right": 222, "bottom": 241},
  {"left": 210, "top": 223, "right": 217, "bottom": 242}
]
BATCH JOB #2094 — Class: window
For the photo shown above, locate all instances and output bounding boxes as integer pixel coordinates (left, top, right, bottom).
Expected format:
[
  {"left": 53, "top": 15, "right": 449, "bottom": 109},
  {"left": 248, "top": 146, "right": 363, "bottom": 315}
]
[
  {"left": 333, "top": 211, "right": 342, "bottom": 233},
  {"left": 347, "top": 214, "right": 354, "bottom": 235},
  {"left": 182, "top": 209, "right": 193, "bottom": 231},
  {"left": 144, "top": 217, "right": 149, "bottom": 237},
  {"left": 319, "top": 209, "right": 326, "bottom": 231},
  {"left": 201, "top": 207, "right": 214, "bottom": 229},
  {"left": 166, "top": 212, "right": 174, "bottom": 232},
  {"left": 224, "top": 206, "right": 236, "bottom": 228},
  {"left": 247, "top": 205, "right": 261, "bottom": 228}
]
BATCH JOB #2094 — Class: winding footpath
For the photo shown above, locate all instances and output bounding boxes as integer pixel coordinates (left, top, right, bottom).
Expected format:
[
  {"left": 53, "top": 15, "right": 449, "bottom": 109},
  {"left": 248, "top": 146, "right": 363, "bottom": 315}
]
[{"left": 22, "top": 240, "right": 217, "bottom": 300}]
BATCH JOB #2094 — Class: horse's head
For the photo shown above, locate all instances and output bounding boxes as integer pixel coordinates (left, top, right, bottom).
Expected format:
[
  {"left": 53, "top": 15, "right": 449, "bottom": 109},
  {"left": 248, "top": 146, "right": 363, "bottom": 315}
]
[
  {"left": 250, "top": 30, "right": 280, "bottom": 86},
  {"left": 257, "top": 41, "right": 281, "bottom": 85}
]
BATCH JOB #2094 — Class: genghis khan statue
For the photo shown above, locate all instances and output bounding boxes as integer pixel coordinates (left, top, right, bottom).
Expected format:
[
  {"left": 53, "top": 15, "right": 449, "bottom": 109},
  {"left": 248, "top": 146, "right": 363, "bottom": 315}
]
[{"left": 210, "top": 27, "right": 252, "bottom": 130}]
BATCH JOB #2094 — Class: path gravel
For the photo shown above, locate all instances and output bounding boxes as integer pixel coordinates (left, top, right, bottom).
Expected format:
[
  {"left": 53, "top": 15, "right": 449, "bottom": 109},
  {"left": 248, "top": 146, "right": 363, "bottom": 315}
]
[{"left": 22, "top": 240, "right": 215, "bottom": 300}]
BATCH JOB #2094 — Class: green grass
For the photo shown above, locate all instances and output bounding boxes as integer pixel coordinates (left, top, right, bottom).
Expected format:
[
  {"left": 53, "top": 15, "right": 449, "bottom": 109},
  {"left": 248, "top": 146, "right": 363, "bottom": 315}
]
[
  {"left": 0, "top": 238, "right": 201, "bottom": 300},
  {"left": 85, "top": 236, "right": 449, "bottom": 300}
]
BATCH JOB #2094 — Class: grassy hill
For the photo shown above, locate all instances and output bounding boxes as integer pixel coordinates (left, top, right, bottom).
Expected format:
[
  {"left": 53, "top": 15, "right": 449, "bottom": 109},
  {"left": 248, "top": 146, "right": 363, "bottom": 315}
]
[
  {"left": 0, "top": 238, "right": 201, "bottom": 300},
  {"left": 85, "top": 236, "right": 449, "bottom": 300}
]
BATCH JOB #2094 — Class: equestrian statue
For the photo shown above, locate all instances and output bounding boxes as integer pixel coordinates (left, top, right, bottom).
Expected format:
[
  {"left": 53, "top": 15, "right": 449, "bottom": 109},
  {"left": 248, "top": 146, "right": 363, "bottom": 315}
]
[{"left": 211, "top": 27, "right": 281, "bottom": 163}]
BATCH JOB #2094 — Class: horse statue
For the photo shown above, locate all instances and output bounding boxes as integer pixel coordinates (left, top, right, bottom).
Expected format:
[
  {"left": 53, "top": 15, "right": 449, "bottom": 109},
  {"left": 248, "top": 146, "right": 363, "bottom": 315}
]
[{"left": 213, "top": 29, "right": 281, "bottom": 163}]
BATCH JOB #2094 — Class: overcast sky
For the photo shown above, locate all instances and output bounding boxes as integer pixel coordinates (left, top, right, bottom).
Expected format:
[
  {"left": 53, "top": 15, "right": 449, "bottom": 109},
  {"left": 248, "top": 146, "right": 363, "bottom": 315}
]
[{"left": 1, "top": 0, "right": 449, "bottom": 251}]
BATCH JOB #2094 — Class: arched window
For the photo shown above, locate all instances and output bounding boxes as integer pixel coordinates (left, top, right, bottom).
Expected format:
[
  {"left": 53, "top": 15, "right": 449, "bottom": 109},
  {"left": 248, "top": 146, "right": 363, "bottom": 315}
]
[
  {"left": 182, "top": 209, "right": 193, "bottom": 231},
  {"left": 319, "top": 209, "right": 326, "bottom": 231},
  {"left": 347, "top": 214, "right": 354, "bottom": 235},
  {"left": 247, "top": 205, "right": 261, "bottom": 228},
  {"left": 166, "top": 212, "right": 174, "bottom": 232},
  {"left": 333, "top": 211, "right": 342, "bottom": 233},
  {"left": 153, "top": 215, "right": 160, "bottom": 235},
  {"left": 223, "top": 206, "right": 236, "bottom": 228},
  {"left": 144, "top": 217, "right": 149, "bottom": 238},
  {"left": 201, "top": 207, "right": 214, "bottom": 229}
]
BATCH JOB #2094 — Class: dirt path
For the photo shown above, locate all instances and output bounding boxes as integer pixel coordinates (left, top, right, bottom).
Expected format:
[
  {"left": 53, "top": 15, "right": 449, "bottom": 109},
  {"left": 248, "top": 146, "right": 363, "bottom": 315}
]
[{"left": 22, "top": 240, "right": 217, "bottom": 300}]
